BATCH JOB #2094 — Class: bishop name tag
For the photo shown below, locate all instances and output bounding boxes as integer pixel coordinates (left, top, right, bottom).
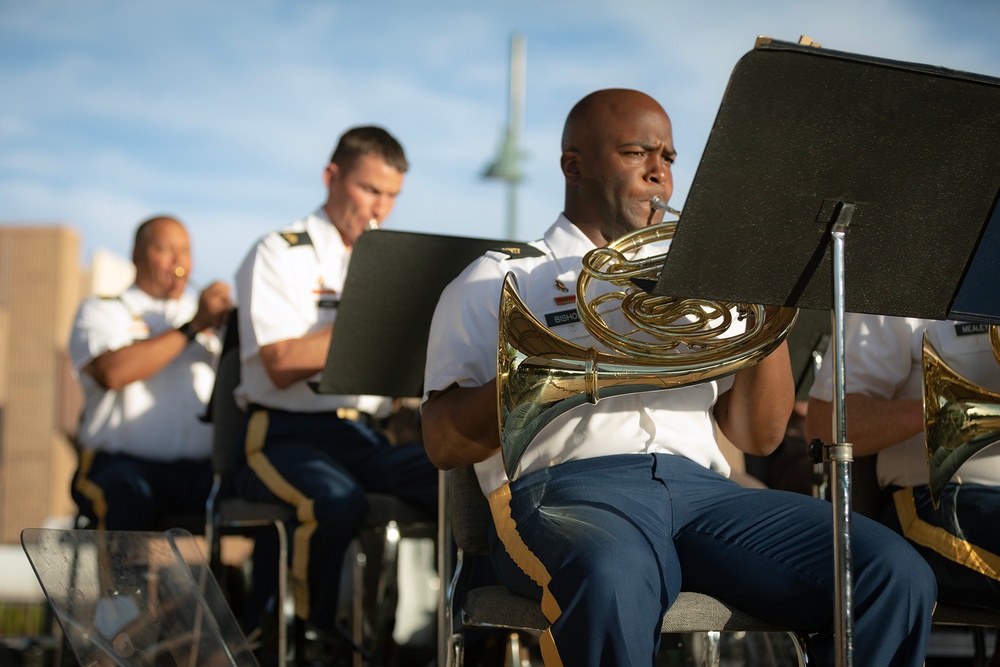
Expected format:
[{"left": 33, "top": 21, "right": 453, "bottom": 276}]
[{"left": 545, "top": 308, "right": 580, "bottom": 328}]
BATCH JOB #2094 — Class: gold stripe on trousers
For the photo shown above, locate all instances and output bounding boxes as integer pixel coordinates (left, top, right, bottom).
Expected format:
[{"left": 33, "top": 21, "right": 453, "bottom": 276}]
[
  {"left": 488, "top": 482, "right": 564, "bottom": 667},
  {"left": 73, "top": 448, "right": 108, "bottom": 531},
  {"left": 894, "top": 486, "right": 1000, "bottom": 580},
  {"left": 244, "top": 409, "right": 318, "bottom": 621}
]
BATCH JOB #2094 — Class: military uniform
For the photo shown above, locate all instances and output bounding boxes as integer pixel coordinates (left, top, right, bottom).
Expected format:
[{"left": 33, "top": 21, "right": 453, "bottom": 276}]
[
  {"left": 810, "top": 314, "right": 1000, "bottom": 610},
  {"left": 424, "top": 215, "right": 935, "bottom": 667},
  {"left": 68, "top": 284, "right": 218, "bottom": 529},
  {"left": 234, "top": 208, "right": 437, "bottom": 632}
]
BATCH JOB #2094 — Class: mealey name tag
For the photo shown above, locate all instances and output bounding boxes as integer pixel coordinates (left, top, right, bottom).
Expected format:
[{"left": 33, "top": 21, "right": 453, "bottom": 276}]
[{"left": 955, "top": 322, "right": 991, "bottom": 336}]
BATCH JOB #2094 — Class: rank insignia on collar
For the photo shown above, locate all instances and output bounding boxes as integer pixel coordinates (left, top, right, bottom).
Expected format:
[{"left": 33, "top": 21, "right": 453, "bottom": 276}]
[
  {"left": 279, "top": 231, "right": 313, "bottom": 247},
  {"left": 488, "top": 244, "right": 545, "bottom": 259}
]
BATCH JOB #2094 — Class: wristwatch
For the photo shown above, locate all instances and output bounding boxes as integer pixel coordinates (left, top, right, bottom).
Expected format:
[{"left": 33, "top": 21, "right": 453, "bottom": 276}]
[{"left": 177, "top": 320, "right": 199, "bottom": 342}]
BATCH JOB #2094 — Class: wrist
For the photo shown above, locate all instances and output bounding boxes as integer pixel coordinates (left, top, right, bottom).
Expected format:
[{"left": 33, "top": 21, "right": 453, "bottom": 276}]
[{"left": 177, "top": 320, "right": 200, "bottom": 342}]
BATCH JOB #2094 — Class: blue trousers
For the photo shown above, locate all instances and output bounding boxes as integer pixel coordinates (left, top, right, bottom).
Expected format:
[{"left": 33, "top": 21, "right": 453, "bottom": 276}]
[
  {"left": 72, "top": 450, "right": 213, "bottom": 531},
  {"left": 880, "top": 483, "right": 1000, "bottom": 611},
  {"left": 487, "top": 454, "right": 935, "bottom": 667},
  {"left": 233, "top": 408, "right": 438, "bottom": 633}
]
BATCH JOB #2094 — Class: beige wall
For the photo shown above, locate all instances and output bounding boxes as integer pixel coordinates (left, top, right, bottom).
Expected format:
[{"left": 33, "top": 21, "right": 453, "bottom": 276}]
[{"left": 0, "top": 227, "right": 83, "bottom": 544}]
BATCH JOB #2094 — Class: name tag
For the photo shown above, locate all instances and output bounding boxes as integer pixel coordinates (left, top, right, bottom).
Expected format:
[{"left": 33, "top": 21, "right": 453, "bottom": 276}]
[
  {"left": 317, "top": 298, "right": 340, "bottom": 309},
  {"left": 955, "top": 322, "right": 990, "bottom": 336},
  {"left": 545, "top": 308, "right": 580, "bottom": 328}
]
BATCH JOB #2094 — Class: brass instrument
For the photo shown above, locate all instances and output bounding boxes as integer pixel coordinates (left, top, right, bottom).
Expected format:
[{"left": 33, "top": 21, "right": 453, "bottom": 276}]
[
  {"left": 922, "top": 328, "right": 1000, "bottom": 507},
  {"left": 497, "top": 199, "right": 799, "bottom": 480}
]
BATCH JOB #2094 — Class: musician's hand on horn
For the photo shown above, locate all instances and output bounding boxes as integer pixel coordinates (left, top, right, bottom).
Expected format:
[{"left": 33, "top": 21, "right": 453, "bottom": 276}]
[{"left": 741, "top": 303, "right": 786, "bottom": 333}]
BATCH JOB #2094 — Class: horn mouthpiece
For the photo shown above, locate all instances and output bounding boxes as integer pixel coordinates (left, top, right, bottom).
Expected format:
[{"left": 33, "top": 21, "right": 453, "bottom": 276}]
[{"left": 650, "top": 196, "right": 682, "bottom": 217}]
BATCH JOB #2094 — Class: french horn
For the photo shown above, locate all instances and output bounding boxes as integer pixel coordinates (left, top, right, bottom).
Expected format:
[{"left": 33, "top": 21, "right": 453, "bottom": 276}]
[
  {"left": 497, "top": 198, "right": 799, "bottom": 480},
  {"left": 922, "top": 327, "right": 1000, "bottom": 508}
]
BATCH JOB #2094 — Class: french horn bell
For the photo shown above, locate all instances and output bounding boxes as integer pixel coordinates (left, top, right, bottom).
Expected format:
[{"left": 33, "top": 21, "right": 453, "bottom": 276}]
[
  {"left": 923, "top": 329, "right": 1000, "bottom": 508},
  {"left": 497, "top": 201, "right": 798, "bottom": 480}
]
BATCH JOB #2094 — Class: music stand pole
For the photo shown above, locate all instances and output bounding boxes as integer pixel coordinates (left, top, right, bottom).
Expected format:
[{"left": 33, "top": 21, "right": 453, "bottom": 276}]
[{"left": 829, "top": 202, "right": 855, "bottom": 667}]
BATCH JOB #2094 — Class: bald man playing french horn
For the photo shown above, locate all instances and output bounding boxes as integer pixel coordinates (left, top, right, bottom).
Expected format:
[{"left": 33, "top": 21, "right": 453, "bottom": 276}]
[{"left": 421, "top": 89, "right": 934, "bottom": 666}]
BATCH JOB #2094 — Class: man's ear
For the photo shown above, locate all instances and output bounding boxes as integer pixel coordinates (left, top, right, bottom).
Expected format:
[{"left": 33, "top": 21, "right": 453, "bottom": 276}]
[
  {"left": 323, "top": 162, "right": 340, "bottom": 188},
  {"left": 560, "top": 150, "right": 581, "bottom": 183}
]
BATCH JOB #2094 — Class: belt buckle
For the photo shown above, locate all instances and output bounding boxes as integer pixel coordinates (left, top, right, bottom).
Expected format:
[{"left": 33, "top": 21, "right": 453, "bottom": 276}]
[{"left": 336, "top": 407, "right": 360, "bottom": 422}]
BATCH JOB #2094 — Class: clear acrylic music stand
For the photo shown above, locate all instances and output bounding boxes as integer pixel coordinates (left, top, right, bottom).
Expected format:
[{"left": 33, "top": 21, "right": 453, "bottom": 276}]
[{"left": 21, "top": 528, "right": 258, "bottom": 667}]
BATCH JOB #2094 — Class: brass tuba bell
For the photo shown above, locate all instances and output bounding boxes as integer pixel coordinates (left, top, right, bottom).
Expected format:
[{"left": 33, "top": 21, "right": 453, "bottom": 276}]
[
  {"left": 497, "top": 201, "right": 799, "bottom": 480},
  {"left": 922, "top": 328, "right": 1000, "bottom": 508}
]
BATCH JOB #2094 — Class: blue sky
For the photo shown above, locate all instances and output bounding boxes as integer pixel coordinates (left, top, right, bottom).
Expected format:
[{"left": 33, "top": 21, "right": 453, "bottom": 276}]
[{"left": 3, "top": 0, "right": 1000, "bottom": 286}]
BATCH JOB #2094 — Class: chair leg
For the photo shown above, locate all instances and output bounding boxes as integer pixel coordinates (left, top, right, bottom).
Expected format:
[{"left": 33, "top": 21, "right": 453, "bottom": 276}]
[
  {"left": 787, "top": 631, "right": 809, "bottom": 667},
  {"left": 450, "top": 629, "right": 464, "bottom": 667},
  {"left": 974, "top": 626, "right": 987, "bottom": 667},
  {"left": 366, "top": 519, "right": 402, "bottom": 663},
  {"left": 698, "top": 631, "right": 721, "bottom": 667},
  {"left": 353, "top": 541, "right": 366, "bottom": 667},
  {"left": 274, "top": 521, "right": 289, "bottom": 667},
  {"left": 505, "top": 632, "right": 522, "bottom": 667},
  {"left": 376, "top": 520, "right": 402, "bottom": 637}
]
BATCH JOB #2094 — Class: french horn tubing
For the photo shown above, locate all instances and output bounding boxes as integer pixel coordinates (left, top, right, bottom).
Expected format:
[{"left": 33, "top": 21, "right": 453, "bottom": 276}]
[
  {"left": 922, "top": 328, "right": 1000, "bottom": 508},
  {"left": 497, "top": 199, "right": 799, "bottom": 480}
]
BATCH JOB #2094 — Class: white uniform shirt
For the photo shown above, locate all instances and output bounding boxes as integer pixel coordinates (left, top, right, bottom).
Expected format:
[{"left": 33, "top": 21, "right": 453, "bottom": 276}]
[
  {"left": 234, "top": 208, "right": 391, "bottom": 416},
  {"left": 423, "top": 215, "right": 735, "bottom": 496},
  {"left": 68, "top": 284, "right": 219, "bottom": 460},
  {"left": 809, "top": 314, "right": 1000, "bottom": 488}
]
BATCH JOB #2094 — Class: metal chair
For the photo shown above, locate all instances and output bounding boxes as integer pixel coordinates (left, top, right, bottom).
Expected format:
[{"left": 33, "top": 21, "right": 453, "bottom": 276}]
[
  {"left": 932, "top": 605, "right": 1000, "bottom": 667},
  {"left": 353, "top": 494, "right": 437, "bottom": 666},
  {"left": 205, "top": 312, "right": 438, "bottom": 666},
  {"left": 438, "top": 464, "right": 808, "bottom": 667},
  {"left": 204, "top": 339, "right": 301, "bottom": 667}
]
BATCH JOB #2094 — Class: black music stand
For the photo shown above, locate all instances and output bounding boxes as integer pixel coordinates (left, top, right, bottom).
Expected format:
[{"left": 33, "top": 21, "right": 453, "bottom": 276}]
[
  {"left": 656, "top": 38, "right": 1000, "bottom": 667},
  {"left": 314, "top": 229, "right": 536, "bottom": 398},
  {"left": 312, "top": 229, "right": 535, "bottom": 664}
]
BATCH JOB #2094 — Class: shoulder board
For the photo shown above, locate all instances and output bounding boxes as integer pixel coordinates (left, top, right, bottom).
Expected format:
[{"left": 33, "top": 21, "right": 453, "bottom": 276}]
[
  {"left": 278, "top": 231, "right": 313, "bottom": 247},
  {"left": 489, "top": 243, "right": 545, "bottom": 259}
]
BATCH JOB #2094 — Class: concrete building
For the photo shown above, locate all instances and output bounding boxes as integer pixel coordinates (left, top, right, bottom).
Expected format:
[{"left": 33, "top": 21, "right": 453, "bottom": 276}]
[
  {"left": 0, "top": 226, "right": 85, "bottom": 546},
  {"left": 0, "top": 227, "right": 137, "bottom": 551}
]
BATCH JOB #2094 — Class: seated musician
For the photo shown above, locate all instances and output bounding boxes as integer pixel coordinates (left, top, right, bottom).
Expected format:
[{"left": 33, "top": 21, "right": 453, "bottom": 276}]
[
  {"left": 806, "top": 315, "right": 1000, "bottom": 615},
  {"left": 69, "top": 215, "right": 232, "bottom": 531},
  {"left": 230, "top": 126, "right": 438, "bottom": 652},
  {"left": 421, "top": 88, "right": 935, "bottom": 666}
]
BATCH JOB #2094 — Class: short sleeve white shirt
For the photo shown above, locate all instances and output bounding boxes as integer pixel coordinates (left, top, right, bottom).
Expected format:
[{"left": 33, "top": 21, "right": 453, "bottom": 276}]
[
  {"left": 423, "top": 215, "right": 734, "bottom": 496},
  {"left": 67, "top": 285, "right": 219, "bottom": 460},
  {"left": 233, "top": 208, "right": 391, "bottom": 415},
  {"left": 808, "top": 313, "right": 1000, "bottom": 488}
]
